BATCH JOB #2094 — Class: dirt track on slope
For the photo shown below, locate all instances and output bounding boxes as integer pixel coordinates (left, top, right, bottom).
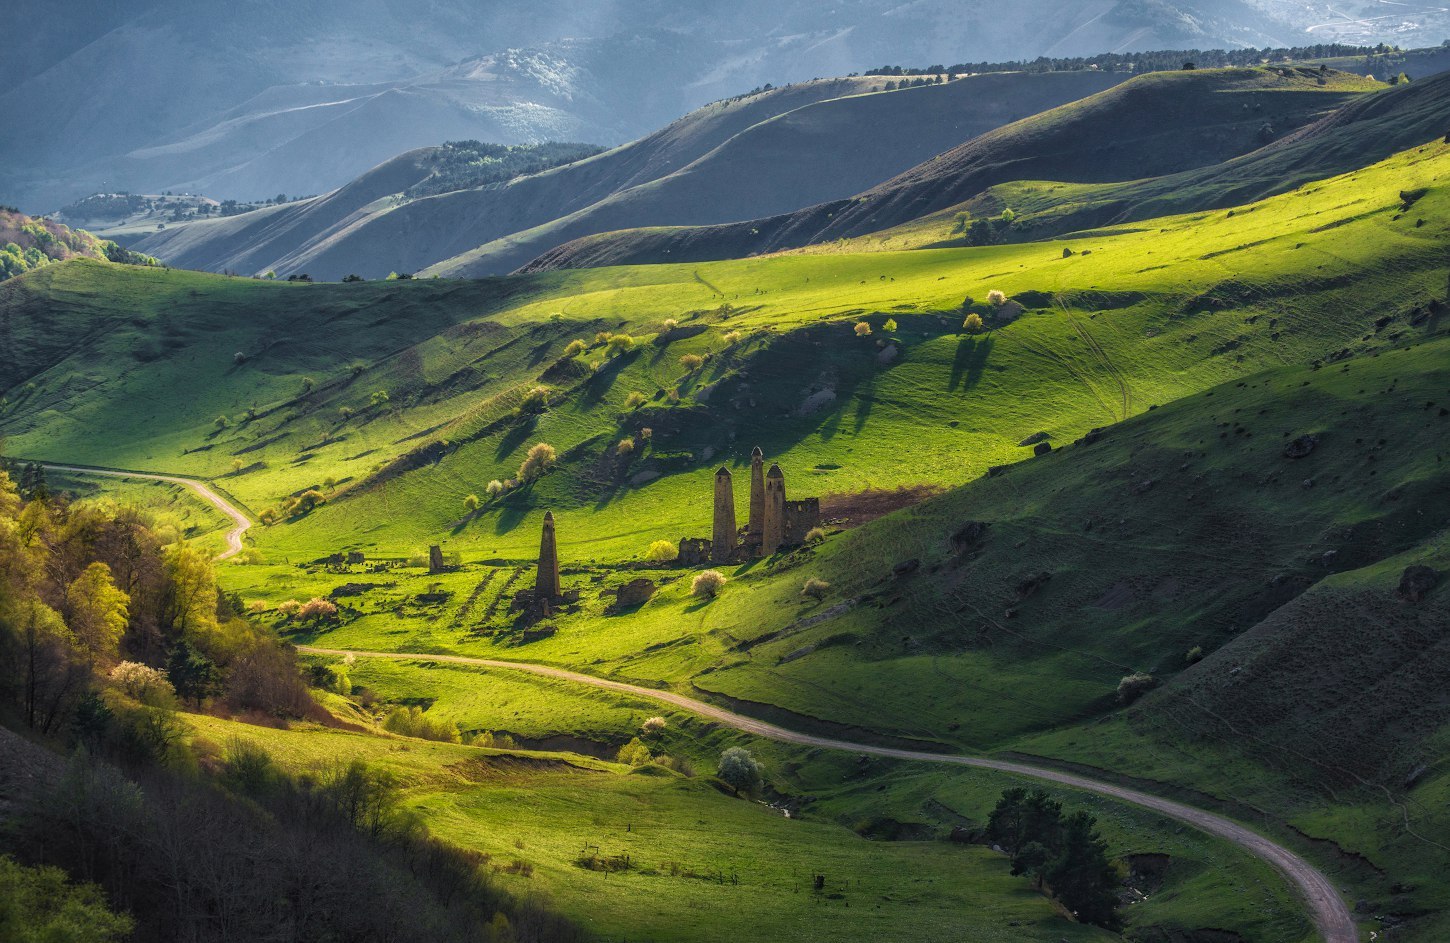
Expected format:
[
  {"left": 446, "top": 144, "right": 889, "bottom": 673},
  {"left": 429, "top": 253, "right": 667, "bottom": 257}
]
[
  {"left": 39, "top": 463, "right": 251, "bottom": 560},
  {"left": 301, "top": 645, "right": 1357, "bottom": 943}
]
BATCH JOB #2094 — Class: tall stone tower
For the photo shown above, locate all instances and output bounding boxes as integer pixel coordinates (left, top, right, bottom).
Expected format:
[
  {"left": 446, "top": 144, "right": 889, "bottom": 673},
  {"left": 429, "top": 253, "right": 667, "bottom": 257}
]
[
  {"left": 747, "top": 447, "right": 765, "bottom": 543},
  {"left": 712, "top": 467, "right": 737, "bottom": 562},
  {"left": 762, "top": 464, "right": 786, "bottom": 555},
  {"left": 536, "top": 511, "right": 560, "bottom": 599}
]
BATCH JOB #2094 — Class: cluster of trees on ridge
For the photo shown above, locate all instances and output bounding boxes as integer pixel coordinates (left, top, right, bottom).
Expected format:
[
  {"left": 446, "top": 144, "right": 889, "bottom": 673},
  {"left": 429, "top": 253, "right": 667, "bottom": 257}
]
[
  {"left": 862, "top": 41, "right": 1411, "bottom": 77},
  {"left": 403, "top": 140, "right": 608, "bottom": 200},
  {"left": 0, "top": 208, "right": 158, "bottom": 281},
  {"left": 0, "top": 464, "right": 583, "bottom": 941}
]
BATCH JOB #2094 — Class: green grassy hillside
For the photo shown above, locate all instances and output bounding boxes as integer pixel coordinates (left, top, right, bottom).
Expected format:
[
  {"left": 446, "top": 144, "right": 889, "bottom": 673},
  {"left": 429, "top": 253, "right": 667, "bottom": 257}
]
[
  {"left": 799, "top": 68, "right": 1450, "bottom": 257},
  {"left": 503, "top": 66, "right": 1381, "bottom": 274},
  {"left": 5, "top": 131, "right": 1445, "bottom": 570}
]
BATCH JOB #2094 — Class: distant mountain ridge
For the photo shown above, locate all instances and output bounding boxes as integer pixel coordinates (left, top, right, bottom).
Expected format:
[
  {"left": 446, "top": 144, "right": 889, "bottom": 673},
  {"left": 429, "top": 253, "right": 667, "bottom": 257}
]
[{"left": 0, "top": 0, "right": 1377, "bottom": 211}]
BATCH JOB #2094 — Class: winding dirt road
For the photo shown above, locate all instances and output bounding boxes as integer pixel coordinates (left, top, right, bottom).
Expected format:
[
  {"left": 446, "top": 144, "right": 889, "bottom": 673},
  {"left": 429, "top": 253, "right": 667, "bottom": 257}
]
[
  {"left": 39, "top": 463, "right": 251, "bottom": 561},
  {"left": 302, "top": 645, "right": 1357, "bottom": 942}
]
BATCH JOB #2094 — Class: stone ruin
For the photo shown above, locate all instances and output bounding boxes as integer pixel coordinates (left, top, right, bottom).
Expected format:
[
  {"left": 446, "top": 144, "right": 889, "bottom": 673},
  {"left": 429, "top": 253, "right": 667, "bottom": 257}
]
[
  {"left": 677, "top": 446, "right": 821, "bottom": 565},
  {"left": 512, "top": 510, "right": 578, "bottom": 623}
]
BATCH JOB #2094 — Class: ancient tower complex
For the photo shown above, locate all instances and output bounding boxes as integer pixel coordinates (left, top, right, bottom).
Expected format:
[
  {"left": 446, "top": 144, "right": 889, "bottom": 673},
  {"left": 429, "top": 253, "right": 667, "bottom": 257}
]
[
  {"left": 712, "top": 467, "right": 737, "bottom": 562},
  {"left": 536, "top": 511, "right": 560, "bottom": 599},
  {"left": 762, "top": 464, "right": 786, "bottom": 555},
  {"left": 678, "top": 448, "right": 822, "bottom": 565},
  {"left": 747, "top": 447, "right": 765, "bottom": 543}
]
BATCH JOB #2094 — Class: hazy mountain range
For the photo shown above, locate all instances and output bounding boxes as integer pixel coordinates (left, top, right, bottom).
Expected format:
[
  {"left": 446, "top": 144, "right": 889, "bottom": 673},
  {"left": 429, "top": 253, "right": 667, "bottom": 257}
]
[{"left": 7, "top": 0, "right": 1445, "bottom": 211}]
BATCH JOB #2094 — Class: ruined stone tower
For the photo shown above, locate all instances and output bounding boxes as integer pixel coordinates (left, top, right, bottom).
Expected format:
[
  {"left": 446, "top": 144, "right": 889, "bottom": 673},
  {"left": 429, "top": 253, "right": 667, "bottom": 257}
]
[
  {"left": 536, "top": 511, "right": 560, "bottom": 599},
  {"left": 712, "top": 467, "right": 737, "bottom": 563},
  {"left": 747, "top": 447, "right": 765, "bottom": 543},
  {"left": 762, "top": 464, "right": 786, "bottom": 555}
]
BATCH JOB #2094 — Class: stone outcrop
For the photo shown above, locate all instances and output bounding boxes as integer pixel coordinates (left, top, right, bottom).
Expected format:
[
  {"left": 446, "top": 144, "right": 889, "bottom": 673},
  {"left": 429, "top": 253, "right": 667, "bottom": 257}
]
[
  {"left": 677, "top": 537, "right": 711, "bottom": 567},
  {"left": 611, "top": 578, "right": 656, "bottom": 611},
  {"left": 428, "top": 544, "right": 445, "bottom": 574},
  {"left": 1398, "top": 565, "right": 1439, "bottom": 602}
]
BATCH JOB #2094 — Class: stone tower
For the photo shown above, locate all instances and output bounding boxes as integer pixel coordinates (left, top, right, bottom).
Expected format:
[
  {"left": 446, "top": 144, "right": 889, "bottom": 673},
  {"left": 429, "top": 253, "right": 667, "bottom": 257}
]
[
  {"left": 747, "top": 447, "right": 765, "bottom": 543},
  {"left": 762, "top": 464, "right": 786, "bottom": 555},
  {"left": 536, "top": 511, "right": 560, "bottom": 599},
  {"left": 712, "top": 467, "right": 737, "bottom": 562}
]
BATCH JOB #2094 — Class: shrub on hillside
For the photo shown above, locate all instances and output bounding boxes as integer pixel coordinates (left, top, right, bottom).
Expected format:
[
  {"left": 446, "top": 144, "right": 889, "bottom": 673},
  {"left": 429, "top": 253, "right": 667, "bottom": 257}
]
[
  {"left": 297, "top": 597, "right": 338, "bottom": 624},
  {"left": 109, "top": 661, "right": 174, "bottom": 703},
  {"left": 1116, "top": 673, "right": 1157, "bottom": 704},
  {"left": 462, "top": 494, "right": 479, "bottom": 511},
  {"left": 616, "top": 737, "right": 652, "bottom": 766},
  {"left": 883, "top": 318, "right": 898, "bottom": 333},
  {"left": 606, "top": 334, "right": 636, "bottom": 356},
  {"left": 641, "top": 716, "right": 667, "bottom": 735},
  {"left": 519, "top": 386, "right": 553, "bottom": 414},
  {"left": 563, "top": 339, "right": 586, "bottom": 357},
  {"left": 518, "top": 443, "right": 557, "bottom": 482},
  {"left": 645, "top": 540, "right": 678, "bottom": 563},
  {"left": 805, "top": 527, "right": 826, "bottom": 543},
  {"left": 616, "top": 437, "right": 636, "bottom": 456},
  {"left": 661, "top": 318, "right": 678, "bottom": 332},
  {"left": 692, "top": 570, "right": 727, "bottom": 598},
  {"left": 987, "top": 289, "right": 1006, "bottom": 306},
  {"left": 276, "top": 599, "right": 302, "bottom": 618},
  {"left": 717, "top": 747, "right": 762, "bottom": 796},
  {"left": 854, "top": 321, "right": 872, "bottom": 337},
  {"left": 383, "top": 705, "right": 462, "bottom": 744},
  {"left": 624, "top": 391, "right": 648, "bottom": 409},
  {"left": 801, "top": 577, "right": 830, "bottom": 600},
  {"left": 678, "top": 354, "right": 704, "bottom": 370},
  {"left": 963, "top": 312, "right": 985, "bottom": 334},
  {"left": 722, "top": 331, "right": 741, "bottom": 345}
]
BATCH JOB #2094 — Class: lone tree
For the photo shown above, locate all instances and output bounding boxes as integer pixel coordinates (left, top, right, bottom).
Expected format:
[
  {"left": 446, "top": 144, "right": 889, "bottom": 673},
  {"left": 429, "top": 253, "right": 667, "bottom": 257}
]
[
  {"left": 717, "top": 747, "right": 763, "bottom": 796},
  {"left": 986, "top": 788, "right": 1120, "bottom": 928}
]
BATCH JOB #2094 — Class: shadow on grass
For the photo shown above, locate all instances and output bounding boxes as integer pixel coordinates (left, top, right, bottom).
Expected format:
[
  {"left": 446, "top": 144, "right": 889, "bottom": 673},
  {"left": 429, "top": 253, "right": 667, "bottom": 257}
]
[{"left": 949, "top": 336, "right": 993, "bottom": 393}]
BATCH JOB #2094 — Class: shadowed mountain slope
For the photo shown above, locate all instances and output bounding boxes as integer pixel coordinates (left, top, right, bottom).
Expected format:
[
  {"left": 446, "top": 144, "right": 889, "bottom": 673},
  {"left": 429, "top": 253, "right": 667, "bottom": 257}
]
[
  {"left": 507, "top": 66, "right": 1380, "bottom": 273},
  {"left": 133, "top": 73, "right": 1125, "bottom": 280}
]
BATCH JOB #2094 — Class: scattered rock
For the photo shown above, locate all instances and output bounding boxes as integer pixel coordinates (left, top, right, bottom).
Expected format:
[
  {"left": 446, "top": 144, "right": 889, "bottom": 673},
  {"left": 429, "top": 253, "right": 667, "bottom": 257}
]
[
  {"left": 612, "top": 578, "right": 656, "bottom": 610},
  {"left": 1321, "top": 550, "right": 1339, "bottom": 565},
  {"left": 1076, "top": 427, "right": 1106, "bottom": 446},
  {"left": 1397, "top": 565, "right": 1439, "bottom": 602},
  {"left": 948, "top": 521, "right": 989, "bottom": 554},
  {"left": 630, "top": 469, "right": 661, "bottom": 486},
  {"left": 1283, "top": 434, "right": 1319, "bottom": 459},
  {"left": 1015, "top": 572, "right": 1052, "bottom": 599},
  {"left": 1033, "top": 442, "right": 1053, "bottom": 456},
  {"left": 877, "top": 345, "right": 899, "bottom": 364},
  {"left": 796, "top": 388, "right": 837, "bottom": 416},
  {"left": 893, "top": 558, "right": 921, "bottom": 577},
  {"left": 1132, "top": 478, "right": 1154, "bottom": 494}
]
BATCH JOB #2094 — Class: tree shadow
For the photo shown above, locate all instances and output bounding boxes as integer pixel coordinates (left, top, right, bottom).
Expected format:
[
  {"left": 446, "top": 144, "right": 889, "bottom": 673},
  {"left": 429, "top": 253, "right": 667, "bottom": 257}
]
[
  {"left": 579, "top": 349, "right": 639, "bottom": 406},
  {"left": 949, "top": 336, "right": 993, "bottom": 393},
  {"left": 494, "top": 415, "right": 537, "bottom": 461}
]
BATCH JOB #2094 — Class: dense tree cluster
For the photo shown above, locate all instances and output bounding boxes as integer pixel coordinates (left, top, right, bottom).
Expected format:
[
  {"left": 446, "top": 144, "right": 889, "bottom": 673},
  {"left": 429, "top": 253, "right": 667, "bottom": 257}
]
[
  {"left": 404, "top": 140, "right": 608, "bottom": 200},
  {"left": 0, "top": 467, "right": 314, "bottom": 738},
  {"left": 987, "top": 788, "right": 1120, "bottom": 928},
  {"left": 0, "top": 467, "right": 584, "bottom": 941}
]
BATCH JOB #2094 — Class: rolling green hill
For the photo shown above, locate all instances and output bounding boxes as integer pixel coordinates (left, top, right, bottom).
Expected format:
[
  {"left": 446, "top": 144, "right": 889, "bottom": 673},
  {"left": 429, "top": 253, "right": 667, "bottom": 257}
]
[
  {"left": 129, "top": 72, "right": 1125, "bottom": 282},
  {"left": 6, "top": 72, "right": 1450, "bottom": 942},
  {"left": 503, "top": 66, "right": 1381, "bottom": 273}
]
